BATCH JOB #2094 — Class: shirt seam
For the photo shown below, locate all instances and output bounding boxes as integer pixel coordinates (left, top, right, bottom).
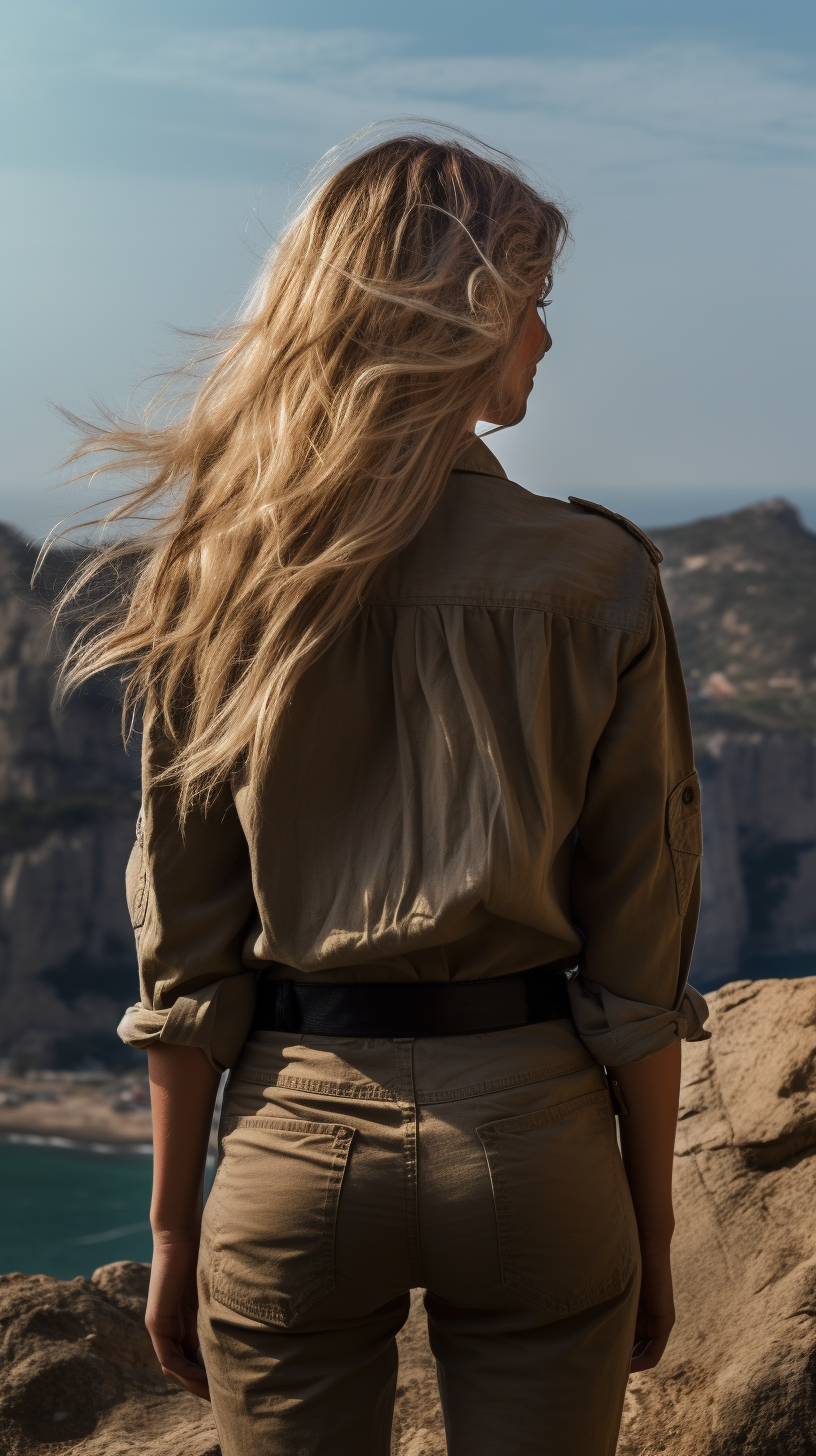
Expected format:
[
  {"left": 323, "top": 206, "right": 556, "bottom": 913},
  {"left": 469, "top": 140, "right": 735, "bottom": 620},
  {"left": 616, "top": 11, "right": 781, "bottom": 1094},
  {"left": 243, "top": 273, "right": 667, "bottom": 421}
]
[
  {"left": 362, "top": 595, "right": 652, "bottom": 638},
  {"left": 449, "top": 465, "right": 508, "bottom": 481}
]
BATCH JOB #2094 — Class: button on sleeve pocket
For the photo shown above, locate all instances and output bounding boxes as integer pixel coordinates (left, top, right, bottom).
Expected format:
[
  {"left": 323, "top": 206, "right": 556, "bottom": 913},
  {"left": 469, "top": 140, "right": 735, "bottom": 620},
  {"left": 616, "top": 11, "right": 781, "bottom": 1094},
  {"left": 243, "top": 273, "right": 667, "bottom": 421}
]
[{"left": 202, "top": 1116, "right": 355, "bottom": 1327}]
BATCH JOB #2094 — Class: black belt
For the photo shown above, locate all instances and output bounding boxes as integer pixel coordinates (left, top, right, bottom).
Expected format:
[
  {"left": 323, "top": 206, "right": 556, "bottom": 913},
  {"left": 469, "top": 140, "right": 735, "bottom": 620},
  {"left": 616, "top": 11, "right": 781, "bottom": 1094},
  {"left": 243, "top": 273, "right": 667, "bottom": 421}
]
[{"left": 251, "top": 963, "right": 574, "bottom": 1039}]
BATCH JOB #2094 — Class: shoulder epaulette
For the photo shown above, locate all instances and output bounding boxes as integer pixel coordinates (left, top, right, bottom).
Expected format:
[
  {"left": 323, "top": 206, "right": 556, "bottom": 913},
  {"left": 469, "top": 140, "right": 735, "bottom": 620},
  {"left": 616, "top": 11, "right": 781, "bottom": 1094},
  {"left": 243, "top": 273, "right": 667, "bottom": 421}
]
[{"left": 568, "top": 496, "right": 663, "bottom": 566}]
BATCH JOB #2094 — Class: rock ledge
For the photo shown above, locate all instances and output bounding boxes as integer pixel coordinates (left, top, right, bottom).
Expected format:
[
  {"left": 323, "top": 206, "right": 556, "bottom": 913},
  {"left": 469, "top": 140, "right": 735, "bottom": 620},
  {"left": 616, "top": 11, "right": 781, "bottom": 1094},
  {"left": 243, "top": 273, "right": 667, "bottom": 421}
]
[{"left": 2, "top": 979, "right": 815, "bottom": 1454}]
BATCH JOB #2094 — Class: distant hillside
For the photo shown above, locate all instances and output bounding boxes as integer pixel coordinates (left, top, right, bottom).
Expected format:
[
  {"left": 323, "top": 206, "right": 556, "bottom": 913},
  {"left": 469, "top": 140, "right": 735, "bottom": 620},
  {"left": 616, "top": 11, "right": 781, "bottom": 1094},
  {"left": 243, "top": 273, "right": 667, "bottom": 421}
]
[{"left": 653, "top": 498, "right": 816, "bottom": 735}]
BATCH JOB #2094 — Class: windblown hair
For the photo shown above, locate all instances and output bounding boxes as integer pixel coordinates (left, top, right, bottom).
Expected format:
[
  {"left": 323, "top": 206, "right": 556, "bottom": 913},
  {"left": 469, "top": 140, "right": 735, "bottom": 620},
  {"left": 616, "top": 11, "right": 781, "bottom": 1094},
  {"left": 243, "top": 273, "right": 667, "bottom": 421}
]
[{"left": 54, "top": 131, "right": 569, "bottom": 815}]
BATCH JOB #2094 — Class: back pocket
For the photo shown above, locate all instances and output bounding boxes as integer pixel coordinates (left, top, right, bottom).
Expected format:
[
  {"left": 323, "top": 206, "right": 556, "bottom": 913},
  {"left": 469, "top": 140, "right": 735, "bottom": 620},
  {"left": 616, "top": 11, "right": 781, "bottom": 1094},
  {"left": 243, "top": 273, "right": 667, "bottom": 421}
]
[
  {"left": 203, "top": 1116, "right": 355, "bottom": 1326},
  {"left": 477, "top": 1089, "right": 637, "bottom": 1321}
]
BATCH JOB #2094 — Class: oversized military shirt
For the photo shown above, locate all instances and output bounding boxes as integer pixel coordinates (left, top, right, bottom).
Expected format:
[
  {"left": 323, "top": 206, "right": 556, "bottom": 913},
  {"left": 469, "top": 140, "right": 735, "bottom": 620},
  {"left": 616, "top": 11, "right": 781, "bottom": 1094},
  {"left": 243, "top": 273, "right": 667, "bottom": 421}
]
[{"left": 119, "top": 437, "right": 708, "bottom": 1071}]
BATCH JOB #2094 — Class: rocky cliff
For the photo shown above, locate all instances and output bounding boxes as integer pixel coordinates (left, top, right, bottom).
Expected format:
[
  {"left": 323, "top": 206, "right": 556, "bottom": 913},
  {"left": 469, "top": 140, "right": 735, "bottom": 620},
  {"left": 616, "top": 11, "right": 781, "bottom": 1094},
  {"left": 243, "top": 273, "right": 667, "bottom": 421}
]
[
  {"left": 0, "top": 500, "right": 814, "bottom": 1068},
  {"left": 2, "top": 978, "right": 815, "bottom": 1454},
  {"left": 692, "top": 727, "right": 816, "bottom": 987},
  {"left": 652, "top": 500, "right": 816, "bottom": 988},
  {"left": 0, "top": 524, "right": 140, "bottom": 1069}
]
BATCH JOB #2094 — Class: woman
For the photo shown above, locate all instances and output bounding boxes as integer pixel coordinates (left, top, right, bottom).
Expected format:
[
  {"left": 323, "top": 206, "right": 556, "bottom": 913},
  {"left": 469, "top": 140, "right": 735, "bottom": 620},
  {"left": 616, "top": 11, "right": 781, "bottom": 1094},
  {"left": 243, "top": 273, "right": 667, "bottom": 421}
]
[{"left": 60, "top": 133, "right": 707, "bottom": 1455}]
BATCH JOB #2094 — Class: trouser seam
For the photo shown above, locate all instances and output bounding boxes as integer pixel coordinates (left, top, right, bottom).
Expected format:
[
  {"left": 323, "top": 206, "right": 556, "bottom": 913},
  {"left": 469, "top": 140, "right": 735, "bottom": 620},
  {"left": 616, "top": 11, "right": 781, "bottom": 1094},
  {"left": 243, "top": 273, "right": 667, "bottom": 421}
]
[{"left": 395, "top": 1039, "right": 424, "bottom": 1288}]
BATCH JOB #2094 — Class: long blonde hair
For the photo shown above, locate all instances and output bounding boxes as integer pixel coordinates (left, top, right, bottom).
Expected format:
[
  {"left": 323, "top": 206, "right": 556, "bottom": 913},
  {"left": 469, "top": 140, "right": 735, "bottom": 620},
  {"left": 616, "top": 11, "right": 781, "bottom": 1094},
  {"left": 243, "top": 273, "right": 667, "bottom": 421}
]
[{"left": 55, "top": 131, "right": 569, "bottom": 815}]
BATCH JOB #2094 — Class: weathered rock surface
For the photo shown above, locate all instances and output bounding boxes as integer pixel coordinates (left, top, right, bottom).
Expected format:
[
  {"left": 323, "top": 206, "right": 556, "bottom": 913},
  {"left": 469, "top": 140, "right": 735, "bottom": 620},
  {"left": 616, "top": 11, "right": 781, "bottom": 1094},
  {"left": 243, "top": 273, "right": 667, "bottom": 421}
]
[
  {"left": 3, "top": 979, "right": 815, "bottom": 1453},
  {"left": 0, "top": 1261, "right": 217, "bottom": 1455},
  {"left": 617, "top": 975, "right": 816, "bottom": 1456}
]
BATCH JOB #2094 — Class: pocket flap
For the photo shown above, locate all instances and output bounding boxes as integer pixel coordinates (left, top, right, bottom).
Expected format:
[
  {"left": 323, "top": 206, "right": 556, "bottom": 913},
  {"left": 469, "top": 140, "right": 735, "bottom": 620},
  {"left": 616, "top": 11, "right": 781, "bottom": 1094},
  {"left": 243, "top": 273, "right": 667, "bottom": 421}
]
[
  {"left": 125, "top": 812, "right": 149, "bottom": 930},
  {"left": 666, "top": 771, "right": 702, "bottom": 914},
  {"left": 667, "top": 771, "right": 703, "bottom": 855}
]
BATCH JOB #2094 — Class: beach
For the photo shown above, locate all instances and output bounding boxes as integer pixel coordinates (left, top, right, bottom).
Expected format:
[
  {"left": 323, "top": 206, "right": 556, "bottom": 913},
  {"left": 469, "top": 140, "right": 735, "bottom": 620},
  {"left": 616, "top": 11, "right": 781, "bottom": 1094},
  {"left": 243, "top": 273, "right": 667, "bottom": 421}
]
[{"left": 0, "top": 1070, "right": 153, "bottom": 1148}]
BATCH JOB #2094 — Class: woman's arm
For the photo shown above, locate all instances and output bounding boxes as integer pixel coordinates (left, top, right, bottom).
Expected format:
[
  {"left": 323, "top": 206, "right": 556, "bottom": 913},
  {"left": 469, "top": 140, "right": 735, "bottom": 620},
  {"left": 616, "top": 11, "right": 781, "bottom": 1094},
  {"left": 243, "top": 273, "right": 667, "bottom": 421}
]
[
  {"left": 146, "top": 1044, "right": 220, "bottom": 1399},
  {"left": 608, "top": 1038, "right": 682, "bottom": 1374}
]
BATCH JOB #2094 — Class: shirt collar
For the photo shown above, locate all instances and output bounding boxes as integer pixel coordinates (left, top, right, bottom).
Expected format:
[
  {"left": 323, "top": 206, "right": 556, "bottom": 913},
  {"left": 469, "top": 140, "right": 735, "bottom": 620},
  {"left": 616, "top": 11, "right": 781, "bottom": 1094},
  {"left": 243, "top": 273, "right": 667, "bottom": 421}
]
[{"left": 451, "top": 435, "right": 508, "bottom": 480}]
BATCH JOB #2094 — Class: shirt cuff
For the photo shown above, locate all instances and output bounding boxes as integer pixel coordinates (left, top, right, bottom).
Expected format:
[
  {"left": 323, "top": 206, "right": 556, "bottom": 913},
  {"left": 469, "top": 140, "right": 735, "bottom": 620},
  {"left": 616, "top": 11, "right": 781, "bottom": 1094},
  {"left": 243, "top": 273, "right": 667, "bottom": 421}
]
[
  {"left": 117, "top": 971, "right": 258, "bottom": 1073},
  {"left": 566, "top": 975, "right": 710, "bottom": 1066}
]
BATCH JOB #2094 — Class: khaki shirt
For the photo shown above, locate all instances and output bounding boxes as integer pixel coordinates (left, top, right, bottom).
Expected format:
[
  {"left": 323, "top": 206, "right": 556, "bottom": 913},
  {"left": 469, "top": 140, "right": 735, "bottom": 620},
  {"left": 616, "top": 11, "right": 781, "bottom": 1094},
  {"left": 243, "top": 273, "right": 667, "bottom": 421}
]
[{"left": 119, "top": 438, "right": 708, "bottom": 1071}]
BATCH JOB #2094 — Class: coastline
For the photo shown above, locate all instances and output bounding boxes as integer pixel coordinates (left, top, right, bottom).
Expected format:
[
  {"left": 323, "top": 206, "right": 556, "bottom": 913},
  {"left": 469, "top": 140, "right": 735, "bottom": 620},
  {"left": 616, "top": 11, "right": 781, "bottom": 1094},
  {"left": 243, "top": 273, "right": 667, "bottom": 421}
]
[{"left": 0, "top": 1072, "right": 153, "bottom": 1148}]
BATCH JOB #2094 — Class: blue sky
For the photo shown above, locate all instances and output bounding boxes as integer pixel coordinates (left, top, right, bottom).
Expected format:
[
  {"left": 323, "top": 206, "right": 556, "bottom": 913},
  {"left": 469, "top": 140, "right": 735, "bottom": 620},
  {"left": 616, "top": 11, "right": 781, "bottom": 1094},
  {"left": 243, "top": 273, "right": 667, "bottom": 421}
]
[{"left": 1, "top": 0, "right": 814, "bottom": 536}]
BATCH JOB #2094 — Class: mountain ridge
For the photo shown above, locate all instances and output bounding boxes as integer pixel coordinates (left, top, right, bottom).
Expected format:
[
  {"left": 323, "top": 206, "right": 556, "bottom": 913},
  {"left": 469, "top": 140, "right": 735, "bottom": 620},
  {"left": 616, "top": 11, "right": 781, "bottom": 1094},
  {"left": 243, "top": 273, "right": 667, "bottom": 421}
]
[{"left": 651, "top": 496, "right": 816, "bottom": 735}]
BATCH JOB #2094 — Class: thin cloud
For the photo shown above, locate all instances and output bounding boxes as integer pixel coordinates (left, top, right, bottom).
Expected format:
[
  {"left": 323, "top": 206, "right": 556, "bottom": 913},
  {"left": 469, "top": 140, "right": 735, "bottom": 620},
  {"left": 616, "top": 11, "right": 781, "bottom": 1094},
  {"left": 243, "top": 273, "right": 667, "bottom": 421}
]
[{"left": 90, "top": 29, "right": 816, "bottom": 164}]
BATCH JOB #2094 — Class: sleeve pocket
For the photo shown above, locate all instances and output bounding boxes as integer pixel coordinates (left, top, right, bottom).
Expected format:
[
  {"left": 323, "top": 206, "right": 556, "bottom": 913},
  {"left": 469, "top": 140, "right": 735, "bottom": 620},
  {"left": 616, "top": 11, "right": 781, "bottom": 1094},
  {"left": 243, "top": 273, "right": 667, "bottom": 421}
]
[
  {"left": 666, "top": 770, "right": 703, "bottom": 915},
  {"left": 125, "top": 809, "right": 149, "bottom": 930}
]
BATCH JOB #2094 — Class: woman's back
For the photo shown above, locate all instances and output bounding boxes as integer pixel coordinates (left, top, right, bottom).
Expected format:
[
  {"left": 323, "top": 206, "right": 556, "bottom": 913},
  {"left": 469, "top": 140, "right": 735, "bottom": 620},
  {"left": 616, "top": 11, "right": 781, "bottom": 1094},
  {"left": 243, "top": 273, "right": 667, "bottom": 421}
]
[
  {"left": 256, "top": 434, "right": 670, "bottom": 978},
  {"left": 126, "top": 434, "right": 701, "bottom": 1076}
]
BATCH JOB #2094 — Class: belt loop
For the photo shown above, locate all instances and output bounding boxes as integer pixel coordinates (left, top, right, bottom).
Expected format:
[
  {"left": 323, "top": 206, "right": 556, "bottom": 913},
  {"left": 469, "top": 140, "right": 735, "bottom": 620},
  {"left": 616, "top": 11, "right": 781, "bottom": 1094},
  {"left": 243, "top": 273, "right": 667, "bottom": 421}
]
[
  {"left": 275, "top": 980, "right": 302, "bottom": 1032},
  {"left": 605, "top": 1070, "right": 628, "bottom": 1117},
  {"left": 522, "top": 967, "right": 534, "bottom": 1021}
]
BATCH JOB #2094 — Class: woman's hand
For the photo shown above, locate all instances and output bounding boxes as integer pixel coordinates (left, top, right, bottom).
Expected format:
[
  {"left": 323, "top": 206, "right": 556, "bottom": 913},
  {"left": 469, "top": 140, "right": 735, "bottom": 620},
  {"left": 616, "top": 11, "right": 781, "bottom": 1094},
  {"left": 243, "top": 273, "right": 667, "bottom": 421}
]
[
  {"left": 629, "top": 1237, "right": 675, "bottom": 1373},
  {"left": 608, "top": 1041, "right": 682, "bottom": 1377},
  {"left": 146, "top": 1044, "right": 221, "bottom": 1401},
  {"left": 146, "top": 1227, "right": 210, "bottom": 1399}
]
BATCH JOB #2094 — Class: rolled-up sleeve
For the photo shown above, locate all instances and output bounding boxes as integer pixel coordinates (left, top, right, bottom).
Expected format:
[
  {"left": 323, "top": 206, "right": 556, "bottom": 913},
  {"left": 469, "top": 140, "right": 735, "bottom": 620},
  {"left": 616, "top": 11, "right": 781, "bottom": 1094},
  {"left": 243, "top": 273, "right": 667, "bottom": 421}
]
[
  {"left": 117, "top": 715, "right": 258, "bottom": 1071},
  {"left": 569, "top": 576, "right": 709, "bottom": 1064}
]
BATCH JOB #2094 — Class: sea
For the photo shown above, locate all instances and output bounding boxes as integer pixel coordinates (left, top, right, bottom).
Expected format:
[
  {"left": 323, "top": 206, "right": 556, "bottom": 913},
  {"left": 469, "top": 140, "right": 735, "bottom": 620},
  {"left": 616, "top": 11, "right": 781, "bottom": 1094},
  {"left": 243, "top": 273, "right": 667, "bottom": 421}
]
[
  {"left": 1, "top": 952, "right": 814, "bottom": 1281},
  {"left": 0, "top": 1137, "right": 216, "bottom": 1281}
]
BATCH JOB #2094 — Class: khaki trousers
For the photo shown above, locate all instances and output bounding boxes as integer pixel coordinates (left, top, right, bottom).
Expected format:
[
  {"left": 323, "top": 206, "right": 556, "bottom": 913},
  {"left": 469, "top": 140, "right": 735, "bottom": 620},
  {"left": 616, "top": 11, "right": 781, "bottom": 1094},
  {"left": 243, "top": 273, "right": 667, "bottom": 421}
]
[{"left": 198, "top": 1019, "right": 640, "bottom": 1456}]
